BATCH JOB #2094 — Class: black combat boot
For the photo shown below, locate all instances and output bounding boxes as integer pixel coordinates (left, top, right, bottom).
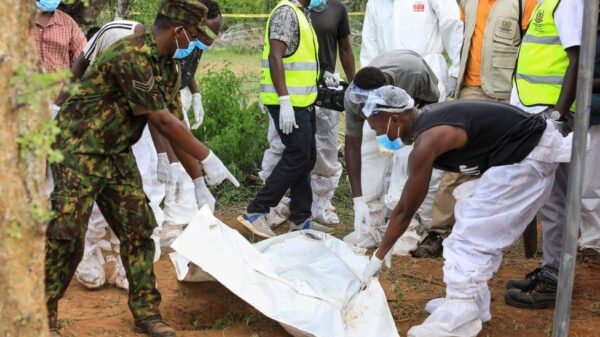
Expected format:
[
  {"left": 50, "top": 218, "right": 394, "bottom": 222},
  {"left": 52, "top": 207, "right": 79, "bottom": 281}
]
[
  {"left": 134, "top": 315, "right": 176, "bottom": 337},
  {"left": 505, "top": 268, "right": 557, "bottom": 309},
  {"left": 505, "top": 267, "right": 543, "bottom": 290}
]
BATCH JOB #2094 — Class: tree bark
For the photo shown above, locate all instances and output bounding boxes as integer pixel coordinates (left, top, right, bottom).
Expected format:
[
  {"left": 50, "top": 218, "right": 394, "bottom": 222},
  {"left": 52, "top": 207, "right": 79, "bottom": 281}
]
[
  {"left": 0, "top": 2, "right": 51, "bottom": 337},
  {"left": 115, "top": 0, "right": 131, "bottom": 20}
]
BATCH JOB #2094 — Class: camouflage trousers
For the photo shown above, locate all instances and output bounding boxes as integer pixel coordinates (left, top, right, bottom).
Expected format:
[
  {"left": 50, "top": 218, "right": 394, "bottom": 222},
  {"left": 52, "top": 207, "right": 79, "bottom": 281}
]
[{"left": 45, "top": 161, "right": 161, "bottom": 327}]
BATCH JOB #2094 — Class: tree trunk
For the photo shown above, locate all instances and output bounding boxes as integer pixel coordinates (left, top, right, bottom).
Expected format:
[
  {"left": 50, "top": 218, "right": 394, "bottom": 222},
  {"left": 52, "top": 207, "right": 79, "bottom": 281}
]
[
  {"left": 59, "top": 0, "right": 109, "bottom": 25},
  {"left": 0, "top": 2, "right": 51, "bottom": 337},
  {"left": 115, "top": 0, "right": 131, "bottom": 20}
]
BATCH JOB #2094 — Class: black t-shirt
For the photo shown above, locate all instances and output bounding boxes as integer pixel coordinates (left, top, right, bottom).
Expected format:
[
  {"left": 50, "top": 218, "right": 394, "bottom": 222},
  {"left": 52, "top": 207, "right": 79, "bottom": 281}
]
[
  {"left": 179, "top": 48, "right": 203, "bottom": 90},
  {"left": 413, "top": 100, "right": 547, "bottom": 175},
  {"left": 310, "top": 0, "right": 351, "bottom": 79}
]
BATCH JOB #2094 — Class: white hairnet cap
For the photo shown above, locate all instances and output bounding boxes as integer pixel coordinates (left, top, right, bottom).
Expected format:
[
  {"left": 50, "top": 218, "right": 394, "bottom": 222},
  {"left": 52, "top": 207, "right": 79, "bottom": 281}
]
[
  {"left": 365, "top": 86, "right": 415, "bottom": 117},
  {"left": 347, "top": 84, "right": 415, "bottom": 118}
]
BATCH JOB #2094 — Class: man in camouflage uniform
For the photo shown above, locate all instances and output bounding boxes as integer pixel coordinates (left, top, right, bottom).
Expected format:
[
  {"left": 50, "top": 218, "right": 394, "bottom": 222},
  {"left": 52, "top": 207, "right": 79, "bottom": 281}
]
[{"left": 45, "top": 1, "right": 238, "bottom": 336}]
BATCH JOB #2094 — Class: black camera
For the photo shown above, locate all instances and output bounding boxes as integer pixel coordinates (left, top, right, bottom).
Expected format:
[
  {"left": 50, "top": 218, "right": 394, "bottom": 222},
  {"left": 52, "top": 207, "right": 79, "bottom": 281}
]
[{"left": 315, "top": 81, "right": 349, "bottom": 112}]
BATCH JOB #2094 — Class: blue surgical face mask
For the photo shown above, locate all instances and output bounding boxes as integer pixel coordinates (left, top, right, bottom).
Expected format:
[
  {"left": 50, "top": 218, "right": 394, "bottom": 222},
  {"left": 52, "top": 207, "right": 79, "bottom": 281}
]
[
  {"left": 173, "top": 27, "right": 194, "bottom": 59},
  {"left": 36, "top": 0, "right": 61, "bottom": 12},
  {"left": 376, "top": 117, "right": 404, "bottom": 155},
  {"left": 195, "top": 39, "right": 210, "bottom": 51},
  {"left": 309, "top": 0, "right": 327, "bottom": 12}
]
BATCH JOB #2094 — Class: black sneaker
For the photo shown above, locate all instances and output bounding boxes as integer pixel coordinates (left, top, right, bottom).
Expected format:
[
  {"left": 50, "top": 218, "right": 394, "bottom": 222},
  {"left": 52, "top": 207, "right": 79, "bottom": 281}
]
[
  {"left": 504, "top": 272, "right": 557, "bottom": 309},
  {"left": 134, "top": 315, "right": 176, "bottom": 337},
  {"left": 505, "top": 267, "right": 543, "bottom": 290},
  {"left": 411, "top": 232, "right": 444, "bottom": 258}
]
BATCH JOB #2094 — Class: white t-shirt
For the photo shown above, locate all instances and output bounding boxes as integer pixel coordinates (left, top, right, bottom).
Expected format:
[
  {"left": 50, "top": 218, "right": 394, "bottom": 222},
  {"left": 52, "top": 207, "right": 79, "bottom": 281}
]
[
  {"left": 510, "top": 0, "right": 583, "bottom": 114},
  {"left": 83, "top": 20, "right": 139, "bottom": 63}
]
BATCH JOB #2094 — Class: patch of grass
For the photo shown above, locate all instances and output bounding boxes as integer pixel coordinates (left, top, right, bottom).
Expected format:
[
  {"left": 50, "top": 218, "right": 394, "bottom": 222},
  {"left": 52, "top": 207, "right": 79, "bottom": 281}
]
[
  {"left": 332, "top": 172, "right": 355, "bottom": 239},
  {"left": 205, "top": 312, "right": 238, "bottom": 330}
]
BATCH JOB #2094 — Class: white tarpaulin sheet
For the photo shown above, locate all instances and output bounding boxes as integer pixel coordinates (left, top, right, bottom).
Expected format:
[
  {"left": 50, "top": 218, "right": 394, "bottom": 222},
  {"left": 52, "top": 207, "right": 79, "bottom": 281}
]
[{"left": 170, "top": 207, "right": 399, "bottom": 337}]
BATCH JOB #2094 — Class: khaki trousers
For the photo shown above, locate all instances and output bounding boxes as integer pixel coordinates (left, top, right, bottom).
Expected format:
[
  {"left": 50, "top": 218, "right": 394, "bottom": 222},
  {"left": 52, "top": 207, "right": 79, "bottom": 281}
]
[{"left": 429, "top": 87, "right": 508, "bottom": 235}]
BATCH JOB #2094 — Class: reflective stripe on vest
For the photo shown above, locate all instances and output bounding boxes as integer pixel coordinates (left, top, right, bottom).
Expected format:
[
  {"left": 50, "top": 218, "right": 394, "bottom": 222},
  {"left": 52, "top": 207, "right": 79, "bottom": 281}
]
[
  {"left": 260, "top": 0, "right": 319, "bottom": 108},
  {"left": 515, "top": 0, "right": 575, "bottom": 111},
  {"left": 261, "top": 84, "right": 318, "bottom": 96}
]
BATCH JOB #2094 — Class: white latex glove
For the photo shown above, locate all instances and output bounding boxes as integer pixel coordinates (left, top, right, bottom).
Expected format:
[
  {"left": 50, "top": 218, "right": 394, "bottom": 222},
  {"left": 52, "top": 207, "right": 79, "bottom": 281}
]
[
  {"left": 157, "top": 153, "right": 171, "bottom": 184},
  {"left": 193, "top": 177, "right": 216, "bottom": 212},
  {"left": 170, "top": 163, "right": 185, "bottom": 202},
  {"left": 191, "top": 93, "right": 205, "bottom": 130},
  {"left": 51, "top": 104, "right": 61, "bottom": 119},
  {"left": 201, "top": 151, "right": 240, "bottom": 187},
  {"left": 361, "top": 249, "right": 392, "bottom": 283},
  {"left": 323, "top": 71, "right": 341, "bottom": 88},
  {"left": 446, "top": 76, "right": 458, "bottom": 98},
  {"left": 353, "top": 196, "right": 369, "bottom": 235},
  {"left": 278, "top": 96, "right": 298, "bottom": 135}
]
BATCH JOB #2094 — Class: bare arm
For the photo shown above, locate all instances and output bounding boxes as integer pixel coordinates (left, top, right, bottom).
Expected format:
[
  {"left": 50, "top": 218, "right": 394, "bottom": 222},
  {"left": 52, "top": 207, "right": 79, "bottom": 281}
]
[
  {"left": 148, "top": 122, "right": 178, "bottom": 162},
  {"left": 376, "top": 126, "right": 468, "bottom": 259},
  {"left": 188, "top": 79, "right": 199, "bottom": 94},
  {"left": 54, "top": 54, "right": 90, "bottom": 106},
  {"left": 147, "top": 110, "right": 210, "bottom": 162},
  {"left": 269, "top": 39, "right": 289, "bottom": 97},
  {"left": 555, "top": 46, "right": 580, "bottom": 116},
  {"left": 172, "top": 145, "right": 203, "bottom": 180},
  {"left": 376, "top": 146, "right": 434, "bottom": 259},
  {"left": 345, "top": 134, "right": 363, "bottom": 197},
  {"left": 338, "top": 35, "right": 356, "bottom": 83}
]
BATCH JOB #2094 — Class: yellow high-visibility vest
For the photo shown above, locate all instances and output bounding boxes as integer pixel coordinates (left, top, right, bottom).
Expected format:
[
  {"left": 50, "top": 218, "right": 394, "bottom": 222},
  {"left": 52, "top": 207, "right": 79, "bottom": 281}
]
[
  {"left": 260, "top": 0, "right": 319, "bottom": 108},
  {"left": 515, "top": 0, "right": 575, "bottom": 111}
]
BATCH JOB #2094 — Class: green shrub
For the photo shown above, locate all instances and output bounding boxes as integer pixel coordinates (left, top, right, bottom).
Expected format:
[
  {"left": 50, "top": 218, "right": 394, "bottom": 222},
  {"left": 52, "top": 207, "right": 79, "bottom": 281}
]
[
  {"left": 193, "top": 69, "right": 268, "bottom": 180},
  {"left": 130, "top": 0, "right": 162, "bottom": 26}
]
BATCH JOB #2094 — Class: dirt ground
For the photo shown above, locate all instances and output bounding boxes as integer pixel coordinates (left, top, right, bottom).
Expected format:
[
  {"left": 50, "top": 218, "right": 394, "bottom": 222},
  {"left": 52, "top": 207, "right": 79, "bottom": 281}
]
[{"left": 56, "top": 214, "right": 600, "bottom": 337}]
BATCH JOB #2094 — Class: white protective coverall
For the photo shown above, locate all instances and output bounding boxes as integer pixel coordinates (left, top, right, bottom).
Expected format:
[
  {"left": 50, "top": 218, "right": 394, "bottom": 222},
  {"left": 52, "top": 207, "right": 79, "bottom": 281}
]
[
  {"left": 344, "top": 125, "right": 442, "bottom": 251},
  {"left": 407, "top": 122, "right": 572, "bottom": 337},
  {"left": 259, "top": 106, "right": 343, "bottom": 226},
  {"left": 577, "top": 126, "right": 600, "bottom": 253},
  {"left": 158, "top": 87, "right": 206, "bottom": 250},
  {"left": 360, "top": 0, "right": 463, "bottom": 98},
  {"left": 342, "top": 50, "right": 443, "bottom": 250},
  {"left": 385, "top": 144, "right": 443, "bottom": 255},
  {"left": 352, "top": 3, "right": 462, "bottom": 250}
]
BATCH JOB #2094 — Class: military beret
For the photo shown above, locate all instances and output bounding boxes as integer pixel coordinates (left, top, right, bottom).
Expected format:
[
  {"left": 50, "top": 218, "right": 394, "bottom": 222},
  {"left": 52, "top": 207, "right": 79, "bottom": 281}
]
[{"left": 158, "top": 0, "right": 208, "bottom": 32}]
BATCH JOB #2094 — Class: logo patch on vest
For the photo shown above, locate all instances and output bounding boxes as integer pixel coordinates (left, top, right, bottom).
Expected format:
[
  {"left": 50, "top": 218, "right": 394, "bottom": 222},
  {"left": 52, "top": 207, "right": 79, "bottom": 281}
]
[
  {"left": 413, "top": 1, "right": 425, "bottom": 12},
  {"left": 533, "top": 10, "right": 545, "bottom": 31},
  {"left": 499, "top": 19, "right": 513, "bottom": 34}
]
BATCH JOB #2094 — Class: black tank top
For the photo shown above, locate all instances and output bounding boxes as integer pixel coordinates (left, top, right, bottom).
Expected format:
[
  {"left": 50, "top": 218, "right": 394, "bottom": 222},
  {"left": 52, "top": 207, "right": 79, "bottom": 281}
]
[{"left": 413, "top": 100, "right": 547, "bottom": 175}]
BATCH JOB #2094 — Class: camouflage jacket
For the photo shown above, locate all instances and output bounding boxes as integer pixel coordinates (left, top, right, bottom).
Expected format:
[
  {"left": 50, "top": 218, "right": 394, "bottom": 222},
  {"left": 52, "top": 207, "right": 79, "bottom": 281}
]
[{"left": 54, "top": 33, "right": 182, "bottom": 176}]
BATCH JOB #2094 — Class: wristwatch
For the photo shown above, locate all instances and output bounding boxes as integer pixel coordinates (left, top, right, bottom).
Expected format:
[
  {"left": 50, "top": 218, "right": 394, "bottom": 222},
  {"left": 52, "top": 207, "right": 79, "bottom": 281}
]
[{"left": 550, "top": 110, "right": 563, "bottom": 121}]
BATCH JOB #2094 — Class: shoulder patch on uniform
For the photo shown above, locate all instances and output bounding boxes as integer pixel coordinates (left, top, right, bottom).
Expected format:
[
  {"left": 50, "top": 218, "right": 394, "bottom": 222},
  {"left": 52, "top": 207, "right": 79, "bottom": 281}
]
[{"left": 132, "top": 76, "right": 155, "bottom": 92}]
